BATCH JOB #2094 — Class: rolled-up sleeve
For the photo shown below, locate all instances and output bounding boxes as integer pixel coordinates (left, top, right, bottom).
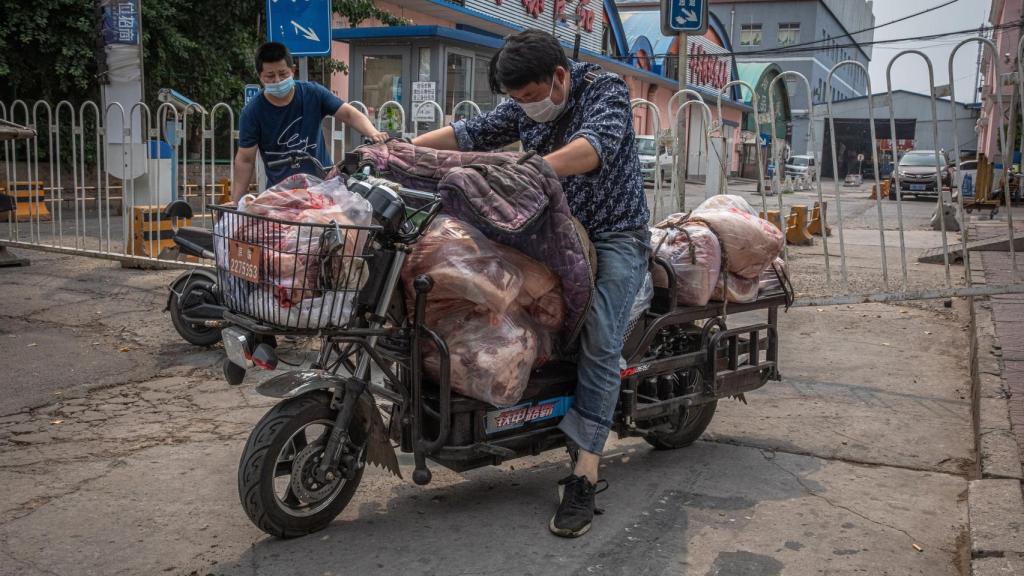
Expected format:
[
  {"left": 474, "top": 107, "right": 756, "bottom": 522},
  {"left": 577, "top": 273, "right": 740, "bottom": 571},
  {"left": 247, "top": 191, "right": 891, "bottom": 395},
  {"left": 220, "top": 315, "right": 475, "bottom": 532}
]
[
  {"left": 451, "top": 99, "right": 521, "bottom": 151},
  {"left": 567, "top": 77, "right": 631, "bottom": 170}
]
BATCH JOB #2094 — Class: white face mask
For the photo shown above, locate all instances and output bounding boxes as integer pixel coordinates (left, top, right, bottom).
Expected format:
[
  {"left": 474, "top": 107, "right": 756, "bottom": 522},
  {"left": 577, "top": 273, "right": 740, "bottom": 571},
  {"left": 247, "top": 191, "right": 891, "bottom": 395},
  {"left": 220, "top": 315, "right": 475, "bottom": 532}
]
[{"left": 520, "top": 75, "right": 570, "bottom": 123}]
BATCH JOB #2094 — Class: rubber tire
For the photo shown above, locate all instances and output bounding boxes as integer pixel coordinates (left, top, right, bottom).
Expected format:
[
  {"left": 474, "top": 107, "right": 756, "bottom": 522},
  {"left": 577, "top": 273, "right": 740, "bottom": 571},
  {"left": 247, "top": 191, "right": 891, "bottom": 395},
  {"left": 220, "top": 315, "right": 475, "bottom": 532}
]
[
  {"left": 238, "top": 392, "right": 365, "bottom": 538},
  {"left": 643, "top": 400, "right": 718, "bottom": 450},
  {"left": 168, "top": 276, "right": 222, "bottom": 347}
]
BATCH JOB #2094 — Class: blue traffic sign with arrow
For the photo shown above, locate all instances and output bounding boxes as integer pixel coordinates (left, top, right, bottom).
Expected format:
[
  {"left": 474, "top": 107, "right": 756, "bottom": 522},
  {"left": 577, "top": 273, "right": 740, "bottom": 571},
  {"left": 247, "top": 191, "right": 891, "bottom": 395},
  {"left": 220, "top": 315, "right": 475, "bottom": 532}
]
[
  {"left": 661, "top": 0, "right": 709, "bottom": 36},
  {"left": 266, "top": 0, "right": 332, "bottom": 57}
]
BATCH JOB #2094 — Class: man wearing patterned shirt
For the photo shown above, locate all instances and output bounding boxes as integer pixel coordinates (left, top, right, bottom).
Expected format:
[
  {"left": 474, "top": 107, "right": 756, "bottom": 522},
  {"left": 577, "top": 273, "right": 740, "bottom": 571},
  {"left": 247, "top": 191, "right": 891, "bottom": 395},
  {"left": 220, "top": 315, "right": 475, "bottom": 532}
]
[{"left": 413, "top": 29, "right": 650, "bottom": 538}]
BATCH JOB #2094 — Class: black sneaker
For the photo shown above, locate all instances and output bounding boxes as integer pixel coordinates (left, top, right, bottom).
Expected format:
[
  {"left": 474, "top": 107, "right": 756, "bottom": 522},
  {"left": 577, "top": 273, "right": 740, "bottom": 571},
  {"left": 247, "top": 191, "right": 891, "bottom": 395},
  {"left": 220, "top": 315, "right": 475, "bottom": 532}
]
[{"left": 549, "top": 474, "right": 608, "bottom": 538}]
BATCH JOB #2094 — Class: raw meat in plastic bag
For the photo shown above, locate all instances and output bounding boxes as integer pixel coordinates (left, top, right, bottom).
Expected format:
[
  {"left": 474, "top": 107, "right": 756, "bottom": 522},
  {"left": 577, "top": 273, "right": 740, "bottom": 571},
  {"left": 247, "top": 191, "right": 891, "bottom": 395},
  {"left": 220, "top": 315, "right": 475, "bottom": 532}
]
[
  {"left": 712, "top": 271, "right": 760, "bottom": 303},
  {"left": 494, "top": 243, "right": 564, "bottom": 331},
  {"left": 245, "top": 288, "right": 358, "bottom": 329},
  {"left": 218, "top": 174, "right": 373, "bottom": 326},
  {"left": 403, "top": 216, "right": 523, "bottom": 315},
  {"left": 681, "top": 209, "right": 784, "bottom": 279},
  {"left": 693, "top": 194, "right": 759, "bottom": 217},
  {"left": 650, "top": 224, "right": 721, "bottom": 306},
  {"left": 422, "top": 302, "right": 542, "bottom": 407}
]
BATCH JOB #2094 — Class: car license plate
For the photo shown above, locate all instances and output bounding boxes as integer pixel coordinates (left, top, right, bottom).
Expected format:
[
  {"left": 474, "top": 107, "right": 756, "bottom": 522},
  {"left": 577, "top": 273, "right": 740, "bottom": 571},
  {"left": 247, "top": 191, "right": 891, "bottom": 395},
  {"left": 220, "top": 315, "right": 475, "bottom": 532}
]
[
  {"left": 910, "top": 184, "right": 927, "bottom": 192},
  {"left": 228, "top": 239, "right": 261, "bottom": 282}
]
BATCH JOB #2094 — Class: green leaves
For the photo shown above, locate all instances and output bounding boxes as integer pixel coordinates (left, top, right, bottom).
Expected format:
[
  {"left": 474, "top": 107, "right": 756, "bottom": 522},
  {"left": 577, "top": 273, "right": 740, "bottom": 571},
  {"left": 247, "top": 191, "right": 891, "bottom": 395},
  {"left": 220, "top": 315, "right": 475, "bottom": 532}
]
[{"left": 0, "top": 0, "right": 408, "bottom": 108}]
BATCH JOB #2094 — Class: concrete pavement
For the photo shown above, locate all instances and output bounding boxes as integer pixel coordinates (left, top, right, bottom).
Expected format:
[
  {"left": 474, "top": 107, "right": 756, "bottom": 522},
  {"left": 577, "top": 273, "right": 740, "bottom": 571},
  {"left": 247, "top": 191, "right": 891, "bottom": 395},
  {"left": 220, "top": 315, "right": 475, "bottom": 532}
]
[{"left": 0, "top": 243, "right": 974, "bottom": 575}]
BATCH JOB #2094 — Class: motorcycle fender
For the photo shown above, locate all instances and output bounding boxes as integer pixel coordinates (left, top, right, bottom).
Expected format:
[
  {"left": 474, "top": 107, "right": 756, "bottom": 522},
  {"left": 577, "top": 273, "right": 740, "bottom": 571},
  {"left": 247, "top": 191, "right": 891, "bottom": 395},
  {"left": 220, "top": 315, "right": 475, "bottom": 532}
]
[
  {"left": 257, "top": 371, "right": 402, "bottom": 478},
  {"left": 165, "top": 268, "right": 218, "bottom": 313}
]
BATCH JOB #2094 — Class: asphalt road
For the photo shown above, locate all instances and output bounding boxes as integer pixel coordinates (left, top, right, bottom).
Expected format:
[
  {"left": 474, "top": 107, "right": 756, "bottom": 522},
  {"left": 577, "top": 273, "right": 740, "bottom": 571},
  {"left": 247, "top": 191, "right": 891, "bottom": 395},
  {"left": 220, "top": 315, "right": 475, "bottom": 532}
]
[{"left": 0, "top": 201, "right": 974, "bottom": 575}]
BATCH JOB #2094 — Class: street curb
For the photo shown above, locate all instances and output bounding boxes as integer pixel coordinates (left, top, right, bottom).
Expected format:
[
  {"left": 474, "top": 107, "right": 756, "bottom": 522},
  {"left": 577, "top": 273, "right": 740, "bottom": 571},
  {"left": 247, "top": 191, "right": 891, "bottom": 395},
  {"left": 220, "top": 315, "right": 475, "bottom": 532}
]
[{"left": 969, "top": 249, "right": 1024, "bottom": 575}]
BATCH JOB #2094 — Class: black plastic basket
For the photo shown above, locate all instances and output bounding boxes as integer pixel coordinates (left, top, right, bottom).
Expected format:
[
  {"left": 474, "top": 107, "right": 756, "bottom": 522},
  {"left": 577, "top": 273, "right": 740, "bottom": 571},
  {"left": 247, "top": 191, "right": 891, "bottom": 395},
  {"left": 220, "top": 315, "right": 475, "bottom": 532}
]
[{"left": 211, "top": 205, "right": 381, "bottom": 332}]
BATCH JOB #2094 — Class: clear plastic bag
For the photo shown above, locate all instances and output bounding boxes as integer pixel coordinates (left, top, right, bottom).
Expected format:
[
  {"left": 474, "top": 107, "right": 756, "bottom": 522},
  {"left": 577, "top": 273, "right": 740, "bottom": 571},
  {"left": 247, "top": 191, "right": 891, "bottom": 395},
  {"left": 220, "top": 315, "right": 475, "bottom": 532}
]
[
  {"left": 628, "top": 272, "right": 653, "bottom": 323},
  {"left": 693, "top": 194, "right": 759, "bottom": 217},
  {"left": 405, "top": 216, "right": 566, "bottom": 406},
  {"left": 422, "top": 302, "right": 545, "bottom": 407},
  {"left": 245, "top": 288, "right": 359, "bottom": 329},
  {"left": 684, "top": 210, "right": 784, "bottom": 279},
  {"left": 712, "top": 271, "right": 760, "bottom": 303},
  {"left": 494, "top": 243, "right": 565, "bottom": 331},
  {"left": 403, "top": 216, "right": 524, "bottom": 315},
  {"left": 759, "top": 258, "right": 787, "bottom": 294},
  {"left": 220, "top": 174, "right": 374, "bottom": 325},
  {"left": 650, "top": 224, "right": 722, "bottom": 306}
]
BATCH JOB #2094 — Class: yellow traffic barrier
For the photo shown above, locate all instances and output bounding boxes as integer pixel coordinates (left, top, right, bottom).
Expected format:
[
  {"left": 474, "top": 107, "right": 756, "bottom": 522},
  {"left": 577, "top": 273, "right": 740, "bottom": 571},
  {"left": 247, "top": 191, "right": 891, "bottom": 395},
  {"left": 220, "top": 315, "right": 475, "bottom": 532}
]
[
  {"left": 12, "top": 181, "right": 51, "bottom": 222},
  {"left": 807, "top": 201, "right": 832, "bottom": 237},
  {"left": 786, "top": 205, "right": 814, "bottom": 246},
  {"left": 759, "top": 210, "right": 784, "bottom": 231},
  {"left": 870, "top": 179, "right": 892, "bottom": 200},
  {"left": 131, "top": 205, "right": 190, "bottom": 258}
]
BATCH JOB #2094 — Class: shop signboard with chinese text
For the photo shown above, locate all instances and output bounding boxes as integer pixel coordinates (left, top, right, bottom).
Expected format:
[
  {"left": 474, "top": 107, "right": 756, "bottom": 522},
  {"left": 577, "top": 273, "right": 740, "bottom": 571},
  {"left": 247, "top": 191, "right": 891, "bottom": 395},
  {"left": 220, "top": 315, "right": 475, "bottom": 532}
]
[
  {"left": 464, "top": 0, "right": 604, "bottom": 54},
  {"left": 102, "top": 0, "right": 140, "bottom": 45},
  {"left": 412, "top": 81, "right": 437, "bottom": 122}
]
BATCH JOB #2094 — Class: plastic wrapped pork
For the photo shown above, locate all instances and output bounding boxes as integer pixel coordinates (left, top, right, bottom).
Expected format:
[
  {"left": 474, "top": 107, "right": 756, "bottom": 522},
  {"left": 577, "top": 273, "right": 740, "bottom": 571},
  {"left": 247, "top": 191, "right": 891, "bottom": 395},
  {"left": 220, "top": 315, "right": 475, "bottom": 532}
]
[
  {"left": 650, "top": 224, "right": 721, "bottom": 306},
  {"left": 687, "top": 195, "right": 784, "bottom": 279},
  {"left": 402, "top": 216, "right": 564, "bottom": 407},
  {"left": 216, "top": 174, "right": 372, "bottom": 328}
]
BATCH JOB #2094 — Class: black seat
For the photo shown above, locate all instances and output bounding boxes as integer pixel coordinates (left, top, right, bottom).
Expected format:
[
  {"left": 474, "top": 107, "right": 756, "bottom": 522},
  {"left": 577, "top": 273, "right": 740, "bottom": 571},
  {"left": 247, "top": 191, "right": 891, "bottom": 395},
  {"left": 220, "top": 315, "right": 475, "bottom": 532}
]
[{"left": 175, "top": 226, "right": 214, "bottom": 254}]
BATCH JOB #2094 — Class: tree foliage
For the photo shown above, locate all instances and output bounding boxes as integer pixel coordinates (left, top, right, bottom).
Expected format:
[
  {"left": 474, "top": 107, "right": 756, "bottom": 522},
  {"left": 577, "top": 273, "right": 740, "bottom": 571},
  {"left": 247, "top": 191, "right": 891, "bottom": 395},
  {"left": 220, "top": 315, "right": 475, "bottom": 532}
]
[{"left": 0, "top": 0, "right": 407, "bottom": 110}]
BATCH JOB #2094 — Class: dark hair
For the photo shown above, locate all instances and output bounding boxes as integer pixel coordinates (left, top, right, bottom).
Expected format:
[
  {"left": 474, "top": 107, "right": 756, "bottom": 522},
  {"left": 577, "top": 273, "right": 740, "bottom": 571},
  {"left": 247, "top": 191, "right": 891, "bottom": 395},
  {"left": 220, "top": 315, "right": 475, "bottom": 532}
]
[
  {"left": 488, "top": 29, "right": 569, "bottom": 94},
  {"left": 255, "top": 42, "right": 293, "bottom": 74}
]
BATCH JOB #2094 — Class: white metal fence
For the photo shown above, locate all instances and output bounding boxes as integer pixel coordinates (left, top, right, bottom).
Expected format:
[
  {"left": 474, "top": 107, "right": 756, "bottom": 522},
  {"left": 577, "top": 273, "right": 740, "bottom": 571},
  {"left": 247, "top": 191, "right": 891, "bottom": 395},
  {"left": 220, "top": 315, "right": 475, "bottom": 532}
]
[{"left": 3, "top": 40, "right": 1023, "bottom": 304}]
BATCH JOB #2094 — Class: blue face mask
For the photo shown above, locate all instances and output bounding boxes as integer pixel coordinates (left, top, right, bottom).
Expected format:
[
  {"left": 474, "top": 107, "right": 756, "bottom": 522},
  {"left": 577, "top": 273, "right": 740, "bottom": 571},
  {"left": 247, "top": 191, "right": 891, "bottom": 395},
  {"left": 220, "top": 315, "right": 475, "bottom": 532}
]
[{"left": 264, "top": 76, "right": 295, "bottom": 98}]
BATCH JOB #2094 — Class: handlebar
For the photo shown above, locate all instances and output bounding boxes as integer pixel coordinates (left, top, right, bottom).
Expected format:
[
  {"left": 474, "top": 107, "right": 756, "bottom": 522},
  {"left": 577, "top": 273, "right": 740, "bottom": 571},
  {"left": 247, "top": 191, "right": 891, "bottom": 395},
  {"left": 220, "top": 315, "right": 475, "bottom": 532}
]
[{"left": 262, "top": 150, "right": 331, "bottom": 176}]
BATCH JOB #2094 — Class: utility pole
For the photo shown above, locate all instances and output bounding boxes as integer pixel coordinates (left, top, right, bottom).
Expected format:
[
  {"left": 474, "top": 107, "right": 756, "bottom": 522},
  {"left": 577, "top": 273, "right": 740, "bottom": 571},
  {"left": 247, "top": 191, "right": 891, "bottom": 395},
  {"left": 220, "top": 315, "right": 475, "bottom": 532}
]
[
  {"left": 972, "top": 25, "right": 983, "bottom": 106},
  {"left": 676, "top": 32, "right": 689, "bottom": 213}
]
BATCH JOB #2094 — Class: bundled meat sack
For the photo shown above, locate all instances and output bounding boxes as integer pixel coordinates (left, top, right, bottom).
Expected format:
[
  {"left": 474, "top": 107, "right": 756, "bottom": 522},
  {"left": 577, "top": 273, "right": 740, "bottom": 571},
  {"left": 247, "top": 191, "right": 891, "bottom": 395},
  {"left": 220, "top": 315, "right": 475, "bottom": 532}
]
[
  {"left": 684, "top": 201, "right": 784, "bottom": 279},
  {"left": 421, "top": 303, "right": 548, "bottom": 407},
  {"left": 712, "top": 272, "right": 760, "bottom": 304},
  {"left": 650, "top": 224, "right": 721, "bottom": 306},
  {"left": 216, "top": 174, "right": 373, "bottom": 328},
  {"left": 402, "top": 216, "right": 565, "bottom": 406},
  {"left": 693, "top": 194, "right": 759, "bottom": 217},
  {"left": 402, "top": 216, "right": 523, "bottom": 314}
]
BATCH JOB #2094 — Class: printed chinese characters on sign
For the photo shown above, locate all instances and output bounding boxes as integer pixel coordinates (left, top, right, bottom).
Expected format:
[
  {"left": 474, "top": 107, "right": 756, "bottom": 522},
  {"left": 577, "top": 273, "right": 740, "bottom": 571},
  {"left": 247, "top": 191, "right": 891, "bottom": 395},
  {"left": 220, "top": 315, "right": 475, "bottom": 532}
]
[{"left": 102, "top": 0, "right": 139, "bottom": 45}]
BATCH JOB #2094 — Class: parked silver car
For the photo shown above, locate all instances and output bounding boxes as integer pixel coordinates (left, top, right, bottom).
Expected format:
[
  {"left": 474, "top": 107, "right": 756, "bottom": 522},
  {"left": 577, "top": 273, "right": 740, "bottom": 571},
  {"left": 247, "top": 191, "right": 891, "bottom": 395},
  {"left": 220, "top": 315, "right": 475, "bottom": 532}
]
[
  {"left": 637, "top": 136, "right": 673, "bottom": 183},
  {"left": 784, "top": 155, "right": 818, "bottom": 180}
]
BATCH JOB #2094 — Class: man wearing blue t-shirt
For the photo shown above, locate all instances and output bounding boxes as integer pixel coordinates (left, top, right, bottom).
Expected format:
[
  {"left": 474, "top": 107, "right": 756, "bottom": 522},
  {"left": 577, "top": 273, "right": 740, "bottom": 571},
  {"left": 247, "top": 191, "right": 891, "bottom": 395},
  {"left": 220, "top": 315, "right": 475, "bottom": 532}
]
[{"left": 232, "top": 42, "right": 386, "bottom": 201}]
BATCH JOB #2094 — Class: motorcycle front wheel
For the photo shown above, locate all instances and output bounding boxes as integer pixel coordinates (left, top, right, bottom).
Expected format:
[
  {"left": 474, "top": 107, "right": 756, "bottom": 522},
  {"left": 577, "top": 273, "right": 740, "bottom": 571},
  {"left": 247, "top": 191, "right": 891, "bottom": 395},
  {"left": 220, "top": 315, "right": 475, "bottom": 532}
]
[{"left": 238, "top": 392, "right": 366, "bottom": 538}]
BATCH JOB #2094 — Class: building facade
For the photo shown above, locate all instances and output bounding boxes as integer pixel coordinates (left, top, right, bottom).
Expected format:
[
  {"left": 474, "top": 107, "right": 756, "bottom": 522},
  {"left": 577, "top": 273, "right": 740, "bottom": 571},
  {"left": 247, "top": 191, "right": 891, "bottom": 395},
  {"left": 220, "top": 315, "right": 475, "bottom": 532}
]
[
  {"left": 325, "top": 0, "right": 763, "bottom": 176},
  {"left": 710, "top": 0, "right": 874, "bottom": 155},
  {"left": 978, "top": 0, "right": 1023, "bottom": 163},
  {"left": 817, "top": 90, "right": 980, "bottom": 179}
]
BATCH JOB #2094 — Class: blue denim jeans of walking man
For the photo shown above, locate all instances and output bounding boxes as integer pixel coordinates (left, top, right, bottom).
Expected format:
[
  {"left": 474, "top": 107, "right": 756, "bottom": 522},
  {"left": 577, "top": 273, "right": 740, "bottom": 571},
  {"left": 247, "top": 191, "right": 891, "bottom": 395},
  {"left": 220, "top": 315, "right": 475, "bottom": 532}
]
[{"left": 558, "top": 228, "right": 650, "bottom": 455}]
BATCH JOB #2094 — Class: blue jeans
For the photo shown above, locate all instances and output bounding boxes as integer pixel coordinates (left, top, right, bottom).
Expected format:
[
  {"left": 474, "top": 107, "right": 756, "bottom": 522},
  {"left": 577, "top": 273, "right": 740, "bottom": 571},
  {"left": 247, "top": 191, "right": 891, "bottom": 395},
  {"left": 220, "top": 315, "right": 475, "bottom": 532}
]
[{"left": 558, "top": 229, "right": 650, "bottom": 455}]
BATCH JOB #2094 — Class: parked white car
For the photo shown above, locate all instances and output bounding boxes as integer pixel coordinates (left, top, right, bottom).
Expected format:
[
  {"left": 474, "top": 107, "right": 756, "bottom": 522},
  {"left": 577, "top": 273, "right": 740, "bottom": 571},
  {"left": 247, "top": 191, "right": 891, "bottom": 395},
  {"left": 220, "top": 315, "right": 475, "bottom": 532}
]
[
  {"left": 784, "top": 155, "right": 818, "bottom": 181},
  {"left": 636, "top": 136, "right": 674, "bottom": 184}
]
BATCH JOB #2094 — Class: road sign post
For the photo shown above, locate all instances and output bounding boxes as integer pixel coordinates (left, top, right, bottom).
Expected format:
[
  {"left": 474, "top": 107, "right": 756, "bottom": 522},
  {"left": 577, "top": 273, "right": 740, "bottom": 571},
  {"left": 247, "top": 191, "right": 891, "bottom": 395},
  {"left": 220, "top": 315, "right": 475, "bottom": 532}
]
[
  {"left": 663, "top": 0, "right": 707, "bottom": 209},
  {"left": 266, "top": 0, "right": 332, "bottom": 57},
  {"left": 661, "top": 0, "right": 709, "bottom": 36}
]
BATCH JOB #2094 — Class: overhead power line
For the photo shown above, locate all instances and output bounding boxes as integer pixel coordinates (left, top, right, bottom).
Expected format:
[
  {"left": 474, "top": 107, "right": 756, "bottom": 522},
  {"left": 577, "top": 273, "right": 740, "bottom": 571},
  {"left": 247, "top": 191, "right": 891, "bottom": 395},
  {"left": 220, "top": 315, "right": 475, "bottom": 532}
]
[{"left": 616, "top": 21, "right": 1020, "bottom": 61}]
